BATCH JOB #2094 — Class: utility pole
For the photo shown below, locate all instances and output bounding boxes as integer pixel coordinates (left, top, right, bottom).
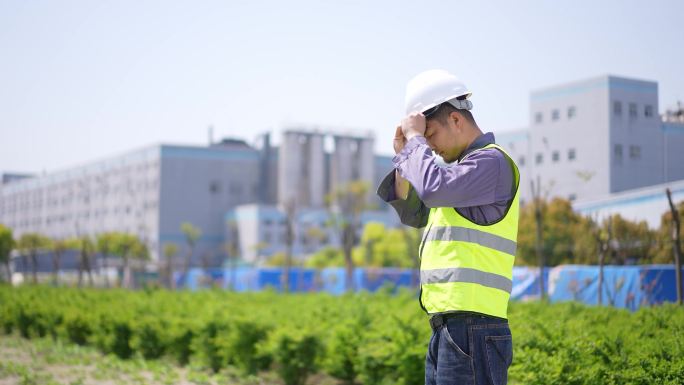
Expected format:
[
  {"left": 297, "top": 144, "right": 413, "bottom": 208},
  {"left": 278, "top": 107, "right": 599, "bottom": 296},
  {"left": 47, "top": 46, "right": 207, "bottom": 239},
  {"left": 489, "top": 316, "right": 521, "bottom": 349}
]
[{"left": 666, "top": 188, "right": 682, "bottom": 305}]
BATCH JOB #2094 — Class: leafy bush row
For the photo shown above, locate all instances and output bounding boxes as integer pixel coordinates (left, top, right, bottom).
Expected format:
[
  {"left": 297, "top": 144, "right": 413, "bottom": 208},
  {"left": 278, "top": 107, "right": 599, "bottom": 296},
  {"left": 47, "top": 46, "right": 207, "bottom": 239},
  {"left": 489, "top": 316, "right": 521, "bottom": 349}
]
[{"left": 1, "top": 285, "right": 683, "bottom": 385}]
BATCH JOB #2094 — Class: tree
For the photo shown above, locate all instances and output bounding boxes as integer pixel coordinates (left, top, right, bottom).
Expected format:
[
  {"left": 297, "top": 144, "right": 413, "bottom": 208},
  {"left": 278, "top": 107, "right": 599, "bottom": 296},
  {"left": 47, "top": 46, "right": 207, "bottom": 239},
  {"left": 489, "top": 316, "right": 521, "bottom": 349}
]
[
  {"left": 588, "top": 215, "right": 612, "bottom": 305},
  {"left": 665, "top": 189, "right": 682, "bottom": 305},
  {"left": 49, "top": 238, "right": 77, "bottom": 286},
  {"left": 517, "top": 197, "right": 582, "bottom": 266},
  {"left": 180, "top": 222, "right": 201, "bottom": 287},
  {"left": 360, "top": 222, "right": 384, "bottom": 266},
  {"left": 67, "top": 236, "right": 96, "bottom": 287},
  {"left": 224, "top": 220, "right": 240, "bottom": 291},
  {"left": 199, "top": 250, "right": 214, "bottom": 288},
  {"left": 652, "top": 200, "right": 684, "bottom": 264},
  {"left": 569, "top": 215, "right": 600, "bottom": 265},
  {"left": 129, "top": 237, "right": 150, "bottom": 288},
  {"left": 305, "top": 247, "right": 345, "bottom": 268},
  {"left": 531, "top": 177, "right": 550, "bottom": 298},
  {"left": 111, "top": 233, "right": 149, "bottom": 289},
  {"left": 265, "top": 252, "right": 303, "bottom": 267},
  {"left": 326, "top": 181, "right": 371, "bottom": 292},
  {"left": 17, "top": 233, "right": 51, "bottom": 284},
  {"left": 0, "top": 225, "right": 14, "bottom": 282},
  {"left": 282, "top": 199, "right": 296, "bottom": 292},
  {"left": 605, "top": 214, "right": 654, "bottom": 265},
  {"left": 163, "top": 242, "right": 178, "bottom": 289},
  {"left": 355, "top": 222, "right": 414, "bottom": 268},
  {"left": 96, "top": 232, "right": 118, "bottom": 288},
  {"left": 251, "top": 241, "right": 270, "bottom": 265},
  {"left": 400, "top": 226, "right": 422, "bottom": 286}
]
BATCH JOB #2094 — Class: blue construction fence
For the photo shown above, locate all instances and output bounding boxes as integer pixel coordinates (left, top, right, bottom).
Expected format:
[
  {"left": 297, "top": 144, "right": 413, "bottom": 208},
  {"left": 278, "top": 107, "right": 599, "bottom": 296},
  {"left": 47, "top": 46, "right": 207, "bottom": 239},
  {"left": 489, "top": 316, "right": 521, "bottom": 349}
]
[{"left": 175, "top": 265, "right": 683, "bottom": 310}]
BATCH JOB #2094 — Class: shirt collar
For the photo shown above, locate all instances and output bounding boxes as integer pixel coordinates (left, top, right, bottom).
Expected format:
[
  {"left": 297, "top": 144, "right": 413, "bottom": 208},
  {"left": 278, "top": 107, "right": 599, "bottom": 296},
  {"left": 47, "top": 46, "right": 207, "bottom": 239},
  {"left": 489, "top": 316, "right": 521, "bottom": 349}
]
[{"left": 458, "top": 132, "right": 496, "bottom": 162}]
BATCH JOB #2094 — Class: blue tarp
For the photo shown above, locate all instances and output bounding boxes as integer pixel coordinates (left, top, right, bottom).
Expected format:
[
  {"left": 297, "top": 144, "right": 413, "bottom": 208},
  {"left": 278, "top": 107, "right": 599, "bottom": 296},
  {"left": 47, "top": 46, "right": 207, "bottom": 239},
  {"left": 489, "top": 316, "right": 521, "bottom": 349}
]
[{"left": 174, "top": 265, "right": 683, "bottom": 309}]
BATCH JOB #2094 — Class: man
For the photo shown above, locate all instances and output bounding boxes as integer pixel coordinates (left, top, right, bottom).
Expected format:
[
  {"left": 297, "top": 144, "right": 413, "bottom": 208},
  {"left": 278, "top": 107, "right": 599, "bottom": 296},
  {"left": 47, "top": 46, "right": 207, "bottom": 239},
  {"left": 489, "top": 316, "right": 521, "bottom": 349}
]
[{"left": 377, "top": 69, "right": 520, "bottom": 385}]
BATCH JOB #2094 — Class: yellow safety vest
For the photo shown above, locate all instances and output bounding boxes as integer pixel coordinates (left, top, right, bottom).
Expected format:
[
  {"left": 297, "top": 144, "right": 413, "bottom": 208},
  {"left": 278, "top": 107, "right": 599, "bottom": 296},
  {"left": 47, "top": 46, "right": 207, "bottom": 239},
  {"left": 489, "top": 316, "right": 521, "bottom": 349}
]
[{"left": 419, "top": 143, "right": 520, "bottom": 319}]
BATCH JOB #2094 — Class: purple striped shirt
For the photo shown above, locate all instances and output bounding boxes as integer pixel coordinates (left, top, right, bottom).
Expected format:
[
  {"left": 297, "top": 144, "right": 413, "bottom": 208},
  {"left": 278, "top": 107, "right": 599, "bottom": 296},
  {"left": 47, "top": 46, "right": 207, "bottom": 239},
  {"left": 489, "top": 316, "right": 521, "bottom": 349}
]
[{"left": 376, "top": 132, "right": 516, "bottom": 227}]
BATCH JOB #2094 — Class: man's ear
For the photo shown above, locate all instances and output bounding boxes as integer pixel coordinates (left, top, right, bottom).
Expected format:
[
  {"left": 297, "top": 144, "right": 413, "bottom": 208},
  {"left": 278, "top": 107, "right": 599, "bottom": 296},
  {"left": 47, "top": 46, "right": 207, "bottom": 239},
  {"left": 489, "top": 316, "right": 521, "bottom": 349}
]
[{"left": 450, "top": 111, "right": 462, "bottom": 130}]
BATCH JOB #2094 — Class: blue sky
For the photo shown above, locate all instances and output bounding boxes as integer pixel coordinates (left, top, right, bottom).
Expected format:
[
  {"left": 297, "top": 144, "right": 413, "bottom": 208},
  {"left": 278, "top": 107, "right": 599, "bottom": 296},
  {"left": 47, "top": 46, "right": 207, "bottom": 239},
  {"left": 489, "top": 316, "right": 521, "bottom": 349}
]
[{"left": 1, "top": 0, "right": 683, "bottom": 173}]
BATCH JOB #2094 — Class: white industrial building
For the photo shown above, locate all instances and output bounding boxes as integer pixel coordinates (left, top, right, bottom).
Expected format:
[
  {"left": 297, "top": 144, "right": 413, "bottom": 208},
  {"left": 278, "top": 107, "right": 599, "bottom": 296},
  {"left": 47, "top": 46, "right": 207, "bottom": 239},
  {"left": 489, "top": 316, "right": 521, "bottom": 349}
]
[
  {"left": 0, "top": 140, "right": 263, "bottom": 266},
  {"left": 497, "top": 75, "right": 684, "bottom": 208},
  {"left": 2, "top": 74, "right": 683, "bottom": 268},
  {"left": 0, "top": 129, "right": 388, "bottom": 266},
  {"left": 227, "top": 204, "right": 399, "bottom": 263}
]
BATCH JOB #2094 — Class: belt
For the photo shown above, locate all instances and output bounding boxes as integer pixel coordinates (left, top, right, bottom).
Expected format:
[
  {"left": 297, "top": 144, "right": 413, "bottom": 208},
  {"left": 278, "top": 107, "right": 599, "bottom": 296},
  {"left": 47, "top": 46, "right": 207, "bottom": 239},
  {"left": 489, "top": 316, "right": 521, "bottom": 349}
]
[{"left": 428, "top": 311, "right": 504, "bottom": 331}]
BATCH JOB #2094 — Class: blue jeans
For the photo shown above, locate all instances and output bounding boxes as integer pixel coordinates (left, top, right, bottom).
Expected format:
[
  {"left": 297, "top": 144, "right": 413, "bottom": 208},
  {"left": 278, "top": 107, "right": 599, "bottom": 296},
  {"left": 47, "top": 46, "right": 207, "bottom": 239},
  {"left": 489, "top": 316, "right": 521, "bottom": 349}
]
[{"left": 425, "top": 313, "right": 513, "bottom": 385}]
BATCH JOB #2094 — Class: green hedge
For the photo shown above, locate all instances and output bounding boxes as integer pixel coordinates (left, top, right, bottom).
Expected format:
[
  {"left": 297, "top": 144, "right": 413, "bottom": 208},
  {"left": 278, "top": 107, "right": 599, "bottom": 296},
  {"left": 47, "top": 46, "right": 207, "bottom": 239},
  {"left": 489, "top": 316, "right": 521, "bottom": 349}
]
[{"left": 0, "top": 286, "right": 683, "bottom": 385}]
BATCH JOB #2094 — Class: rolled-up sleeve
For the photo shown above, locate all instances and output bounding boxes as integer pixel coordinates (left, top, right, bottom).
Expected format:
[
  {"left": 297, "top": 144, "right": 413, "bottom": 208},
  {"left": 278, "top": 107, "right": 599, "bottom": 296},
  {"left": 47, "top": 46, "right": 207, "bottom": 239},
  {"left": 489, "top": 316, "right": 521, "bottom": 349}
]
[
  {"left": 376, "top": 170, "right": 429, "bottom": 228},
  {"left": 393, "top": 137, "right": 501, "bottom": 208}
]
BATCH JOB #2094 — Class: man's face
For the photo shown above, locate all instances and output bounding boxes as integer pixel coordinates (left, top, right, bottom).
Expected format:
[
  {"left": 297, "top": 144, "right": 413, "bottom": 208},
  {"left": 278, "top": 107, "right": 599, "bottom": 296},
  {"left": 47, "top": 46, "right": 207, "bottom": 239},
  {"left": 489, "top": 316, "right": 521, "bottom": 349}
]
[{"left": 425, "top": 116, "right": 462, "bottom": 163}]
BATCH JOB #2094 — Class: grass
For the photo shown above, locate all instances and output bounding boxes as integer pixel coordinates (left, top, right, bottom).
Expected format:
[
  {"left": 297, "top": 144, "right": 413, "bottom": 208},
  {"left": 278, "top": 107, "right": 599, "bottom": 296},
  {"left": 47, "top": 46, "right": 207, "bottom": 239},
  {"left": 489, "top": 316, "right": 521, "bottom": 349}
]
[{"left": 0, "top": 334, "right": 286, "bottom": 385}]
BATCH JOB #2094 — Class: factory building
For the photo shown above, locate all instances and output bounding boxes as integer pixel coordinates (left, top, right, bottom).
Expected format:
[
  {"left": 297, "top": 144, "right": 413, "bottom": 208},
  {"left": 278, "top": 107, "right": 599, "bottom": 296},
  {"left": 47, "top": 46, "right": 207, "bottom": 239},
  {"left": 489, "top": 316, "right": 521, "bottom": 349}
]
[
  {"left": 497, "top": 75, "right": 684, "bottom": 206},
  {"left": 1, "top": 130, "right": 388, "bottom": 265},
  {"left": 2, "top": 74, "right": 683, "bottom": 268}
]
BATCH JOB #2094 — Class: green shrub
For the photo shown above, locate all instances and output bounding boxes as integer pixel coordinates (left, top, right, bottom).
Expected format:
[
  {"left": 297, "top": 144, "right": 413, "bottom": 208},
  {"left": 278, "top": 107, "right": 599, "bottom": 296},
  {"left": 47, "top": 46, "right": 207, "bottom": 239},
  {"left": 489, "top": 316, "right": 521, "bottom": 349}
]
[
  {"left": 15, "top": 306, "right": 55, "bottom": 339},
  {"left": 61, "top": 313, "right": 92, "bottom": 345},
  {"left": 1, "top": 286, "right": 683, "bottom": 384},
  {"left": 225, "top": 318, "right": 271, "bottom": 375},
  {"left": 387, "top": 317, "right": 425, "bottom": 385},
  {"left": 109, "top": 319, "right": 134, "bottom": 359},
  {"left": 323, "top": 322, "right": 362, "bottom": 383},
  {"left": 194, "top": 318, "right": 231, "bottom": 373},
  {"left": 133, "top": 317, "right": 168, "bottom": 359},
  {"left": 355, "top": 338, "right": 394, "bottom": 385},
  {"left": 268, "top": 329, "right": 322, "bottom": 385},
  {"left": 167, "top": 320, "right": 195, "bottom": 366}
]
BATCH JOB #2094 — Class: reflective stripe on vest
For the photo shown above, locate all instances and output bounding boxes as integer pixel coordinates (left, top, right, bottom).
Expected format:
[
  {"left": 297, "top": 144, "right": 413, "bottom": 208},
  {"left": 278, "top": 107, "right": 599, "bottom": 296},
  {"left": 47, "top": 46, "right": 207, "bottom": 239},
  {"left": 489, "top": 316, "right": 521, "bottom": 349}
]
[
  {"left": 420, "top": 267, "right": 513, "bottom": 293},
  {"left": 419, "top": 143, "right": 520, "bottom": 319},
  {"left": 424, "top": 226, "right": 517, "bottom": 256}
]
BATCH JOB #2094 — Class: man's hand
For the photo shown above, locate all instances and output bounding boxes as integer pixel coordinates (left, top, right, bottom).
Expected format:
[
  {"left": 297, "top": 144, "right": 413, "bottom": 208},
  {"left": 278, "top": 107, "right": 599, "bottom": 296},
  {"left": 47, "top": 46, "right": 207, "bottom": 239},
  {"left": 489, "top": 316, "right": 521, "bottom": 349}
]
[
  {"left": 393, "top": 125, "right": 406, "bottom": 154},
  {"left": 401, "top": 112, "right": 426, "bottom": 140}
]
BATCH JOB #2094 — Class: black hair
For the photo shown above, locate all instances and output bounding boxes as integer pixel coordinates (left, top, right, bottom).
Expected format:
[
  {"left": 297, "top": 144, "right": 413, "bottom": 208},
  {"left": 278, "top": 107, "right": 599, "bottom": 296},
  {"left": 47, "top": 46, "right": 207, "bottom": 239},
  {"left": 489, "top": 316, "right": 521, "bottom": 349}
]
[{"left": 426, "top": 96, "right": 476, "bottom": 126}]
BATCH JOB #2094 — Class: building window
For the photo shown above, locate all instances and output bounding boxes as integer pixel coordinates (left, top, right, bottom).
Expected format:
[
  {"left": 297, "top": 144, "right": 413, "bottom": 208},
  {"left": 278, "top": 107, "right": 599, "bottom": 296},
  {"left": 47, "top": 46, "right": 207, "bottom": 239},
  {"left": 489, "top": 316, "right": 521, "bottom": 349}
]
[
  {"left": 614, "top": 144, "right": 623, "bottom": 161},
  {"left": 518, "top": 156, "right": 525, "bottom": 167},
  {"left": 629, "top": 103, "right": 637, "bottom": 118},
  {"left": 209, "top": 181, "right": 221, "bottom": 194},
  {"left": 568, "top": 148, "right": 576, "bottom": 161},
  {"left": 614, "top": 101, "right": 622, "bottom": 116},
  {"left": 552, "top": 151, "right": 560, "bottom": 163},
  {"left": 645, "top": 105, "right": 654, "bottom": 118},
  {"left": 629, "top": 145, "right": 641, "bottom": 159},
  {"left": 569, "top": 194, "right": 577, "bottom": 201},
  {"left": 535, "top": 153, "right": 543, "bottom": 165},
  {"left": 551, "top": 110, "right": 560, "bottom": 121},
  {"left": 567, "top": 106, "right": 576, "bottom": 119},
  {"left": 535, "top": 112, "right": 543, "bottom": 124}
]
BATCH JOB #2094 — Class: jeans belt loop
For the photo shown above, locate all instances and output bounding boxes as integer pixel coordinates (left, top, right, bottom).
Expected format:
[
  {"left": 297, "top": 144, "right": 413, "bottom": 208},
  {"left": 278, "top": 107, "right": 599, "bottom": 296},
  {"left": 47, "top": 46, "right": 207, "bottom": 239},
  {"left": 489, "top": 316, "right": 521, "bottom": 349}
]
[{"left": 429, "top": 314, "right": 444, "bottom": 331}]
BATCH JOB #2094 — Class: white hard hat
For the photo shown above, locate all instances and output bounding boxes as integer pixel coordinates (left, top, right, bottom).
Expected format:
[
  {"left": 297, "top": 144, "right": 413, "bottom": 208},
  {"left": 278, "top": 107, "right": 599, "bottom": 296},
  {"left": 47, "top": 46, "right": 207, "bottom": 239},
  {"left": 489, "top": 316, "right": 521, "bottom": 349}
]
[{"left": 404, "top": 69, "right": 472, "bottom": 115}]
